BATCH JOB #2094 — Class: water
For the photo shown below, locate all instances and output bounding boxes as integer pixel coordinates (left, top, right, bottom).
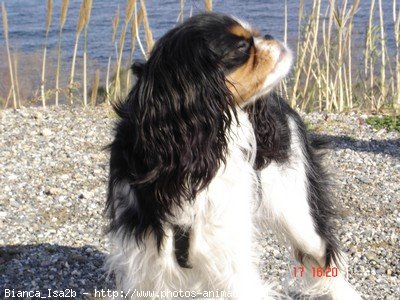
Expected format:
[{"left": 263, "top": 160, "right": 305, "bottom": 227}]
[{"left": 1, "top": 0, "right": 398, "bottom": 69}]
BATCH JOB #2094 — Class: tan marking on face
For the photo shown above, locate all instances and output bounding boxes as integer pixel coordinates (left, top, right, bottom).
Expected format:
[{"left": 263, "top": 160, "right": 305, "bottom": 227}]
[
  {"left": 226, "top": 25, "right": 287, "bottom": 106},
  {"left": 229, "top": 24, "right": 252, "bottom": 39}
]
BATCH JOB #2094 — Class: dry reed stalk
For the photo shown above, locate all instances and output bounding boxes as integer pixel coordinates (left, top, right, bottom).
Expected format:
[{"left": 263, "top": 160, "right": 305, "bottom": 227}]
[
  {"left": 377, "top": 0, "right": 386, "bottom": 110},
  {"left": 13, "top": 53, "right": 21, "bottom": 108},
  {"left": 336, "top": 0, "right": 347, "bottom": 112},
  {"left": 134, "top": 1, "right": 147, "bottom": 59},
  {"left": 328, "top": 4, "right": 339, "bottom": 111},
  {"left": 189, "top": 5, "right": 193, "bottom": 17},
  {"left": 83, "top": 0, "right": 92, "bottom": 24},
  {"left": 369, "top": 5, "right": 376, "bottom": 110},
  {"left": 295, "top": 0, "right": 304, "bottom": 72},
  {"left": 130, "top": 6, "right": 143, "bottom": 52},
  {"left": 60, "top": 0, "right": 69, "bottom": 28},
  {"left": 4, "top": 87, "right": 12, "bottom": 109},
  {"left": 115, "top": 0, "right": 136, "bottom": 101},
  {"left": 140, "top": 0, "right": 154, "bottom": 54},
  {"left": 41, "top": 0, "right": 53, "bottom": 108},
  {"left": 82, "top": 0, "right": 93, "bottom": 107},
  {"left": 126, "top": 5, "right": 144, "bottom": 96},
  {"left": 333, "top": 0, "right": 350, "bottom": 112},
  {"left": 205, "top": 0, "right": 212, "bottom": 12},
  {"left": 291, "top": 0, "right": 316, "bottom": 108},
  {"left": 131, "top": 10, "right": 143, "bottom": 63},
  {"left": 315, "top": 56, "right": 323, "bottom": 110},
  {"left": 343, "top": 60, "right": 350, "bottom": 103},
  {"left": 178, "top": 0, "right": 185, "bottom": 23},
  {"left": 283, "top": 0, "right": 287, "bottom": 45},
  {"left": 321, "top": 8, "right": 328, "bottom": 111},
  {"left": 300, "top": 0, "right": 321, "bottom": 111},
  {"left": 364, "top": 1, "right": 374, "bottom": 78},
  {"left": 55, "top": 0, "right": 69, "bottom": 106},
  {"left": 0, "top": 95, "right": 5, "bottom": 107},
  {"left": 364, "top": 0, "right": 376, "bottom": 109},
  {"left": 346, "top": 0, "right": 359, "bottom": 110},
  {"left": 106, "top": 57, "right": 111, "bottom": 103},
  {"left": 394, "top": 0, "right": 400, "bottom": 111},
  {"left": 106, "top": 6, "right": 120, "bottom": 103},
  {"left": 112, "top": 6, "right": 120, "bottom": 43},
  {"left": 323, "top": 0, "right": 335, "bottom": 111},
  {"left": 2, "top": 2, "right": 17, "bottom": 109},
  {"left": 69, "top": 0, "right": 87, "bottom": 103},
  {"left": 46, "top": 0, "right": 53, "bottom": 30},
  {"left": 90, "top": 69, "right": 100, "bottom": 106},
  {"left": 280, "top": 0, "right": 288, "bottom": 100},
  {"left": 125, "top": 0, "right": 136, "bottom": 25}
]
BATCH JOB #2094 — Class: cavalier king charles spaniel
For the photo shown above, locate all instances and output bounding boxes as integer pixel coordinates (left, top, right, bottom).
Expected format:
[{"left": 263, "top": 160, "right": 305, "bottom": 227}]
[{"left": 105, "top": 13, "right": 360, "bottom": 299}]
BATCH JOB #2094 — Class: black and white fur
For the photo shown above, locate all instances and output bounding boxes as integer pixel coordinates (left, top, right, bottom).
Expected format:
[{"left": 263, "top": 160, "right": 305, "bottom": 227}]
[{"left": 105, "top": 13, "right": 360, "bottom": 299}]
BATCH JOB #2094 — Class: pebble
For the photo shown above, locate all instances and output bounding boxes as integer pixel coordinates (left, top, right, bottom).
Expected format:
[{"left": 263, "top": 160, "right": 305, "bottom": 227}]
[
  {"left": 41, "top": 128, "right": 53, "bottom": 136},
  {"left": 365, "top": 251, "right": 379, "bottom": 262},
  {"left": 9, "top": 199, "right": 21, "bottom": 208}
]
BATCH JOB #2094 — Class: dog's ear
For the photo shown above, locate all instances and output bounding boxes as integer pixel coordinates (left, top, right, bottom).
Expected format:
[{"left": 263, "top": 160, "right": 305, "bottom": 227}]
[
  {"left": 107, "top": 33, "right": 235, "bottom": 250},
  {"left": 131, "top": 61, "right": 144, "bottom": 78},
  {"left": 130, "top": 40, "right": 235, "bottom": 200},
  {"left": 245, "top": 92, "right": 291, "bottom": 170},
  {"left": 106, "top": 128, "right": 165, "bottom": 249}
]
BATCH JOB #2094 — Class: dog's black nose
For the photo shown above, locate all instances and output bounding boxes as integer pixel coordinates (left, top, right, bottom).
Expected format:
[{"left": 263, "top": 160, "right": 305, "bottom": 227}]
[{"left": 264, "top": 34, "right": 274, "bottom": 40}]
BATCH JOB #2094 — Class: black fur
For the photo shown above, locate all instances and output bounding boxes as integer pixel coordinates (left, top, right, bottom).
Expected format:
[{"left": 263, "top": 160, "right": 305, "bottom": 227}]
[
  {"left": 245, "top": 93, "right": 292, "bottom": 169},
  {"left": 173, "top": 225, "right": 192, "bottom": 269},
  {"left": 246, "top": 93, "right": 340, "bottom": 267},
  {"left": 106, "top": 13, "right": 253, "bottom": 252}
]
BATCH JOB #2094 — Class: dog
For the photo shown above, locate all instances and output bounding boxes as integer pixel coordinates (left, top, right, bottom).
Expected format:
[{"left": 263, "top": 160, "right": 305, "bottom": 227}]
[{"left": 105, "top": 12, "right": 360, "bottom": 299}]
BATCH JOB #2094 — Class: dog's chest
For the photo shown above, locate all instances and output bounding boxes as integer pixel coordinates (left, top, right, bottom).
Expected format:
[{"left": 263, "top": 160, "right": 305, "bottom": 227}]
[{"left": 173, "top": 111, "right": 258, "bottom": 227}]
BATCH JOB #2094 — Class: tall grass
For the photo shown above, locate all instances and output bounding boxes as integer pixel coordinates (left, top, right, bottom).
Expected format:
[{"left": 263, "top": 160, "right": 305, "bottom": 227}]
[
  {"left": 69, "top": 0, "right": 87, "bottom": 104},
  {"left": 289, "top": 0, "right": 398, "bottom": 112},
  {"left": 394, "top": 0, "right": 400, "bottom": 112},
  {"left": 13, "top": 53, "right": 20, "bottom": 107},
  {"left": 55, "top": 0, "right": 69, "bottom": 106},
  {"left": 40, "top": 0, "right": 53, "bottom": 108},
  {"left": 127, "top": 3, "right": 143, "bottom": 92},
  {"left": 105, "top": 6, "right": 120, "bottom": 104},
  {"left": 205, "top": 0, "right": 212, "bottom": 12},
  {"left": 114, "top": 0, "right": 136, "bottom": 102},
  {"left": 377, "top": 0, "right": 386, "bottom": 110},
  {"left": 90, "top": 69, "right": 100, "bottom": 106},
  {"left": 2, "top": 2, "right": 17, "bottom": 109},
  {"left": 1, "top": 0, "right": 399, "bottom": 113},
  {"left": 140, "top": 0, "right": 154, "bottom": 54},
  {"left": 82, "top": 0, "right": 93, "bottom": 107}
]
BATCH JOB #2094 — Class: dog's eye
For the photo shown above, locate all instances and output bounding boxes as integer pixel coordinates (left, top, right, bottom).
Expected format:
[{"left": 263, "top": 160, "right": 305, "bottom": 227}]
[{"left": 237, "top": 40, "right": 250, "bottom": 52}]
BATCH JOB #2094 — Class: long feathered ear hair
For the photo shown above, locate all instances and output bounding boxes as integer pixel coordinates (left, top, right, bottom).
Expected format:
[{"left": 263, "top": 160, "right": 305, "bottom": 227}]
[
  {"left": 245, "top": 92, "right": 292, "bottom": 170},
  {"left": 106, "top": 15, "right": 236, "bottom": 250}
]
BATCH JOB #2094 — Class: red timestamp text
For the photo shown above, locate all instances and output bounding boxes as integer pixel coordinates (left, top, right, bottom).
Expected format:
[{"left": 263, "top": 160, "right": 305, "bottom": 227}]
[{"left": 293, "top": 266, "right": 339, "bottom": 278}]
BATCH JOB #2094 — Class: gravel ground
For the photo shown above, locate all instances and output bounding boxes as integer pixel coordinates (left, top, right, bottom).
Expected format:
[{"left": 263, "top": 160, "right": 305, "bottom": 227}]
[{"left": 0, "top": 106, "right": 399, "bottom": 299}]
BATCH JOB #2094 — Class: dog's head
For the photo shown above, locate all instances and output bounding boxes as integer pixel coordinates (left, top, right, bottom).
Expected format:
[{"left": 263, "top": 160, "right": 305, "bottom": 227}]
[
  {"left": 110, "top": 13, "right": 292, "bottom": 247},
  {"left": 133, "top": 12, "right": 292, "bottom": 106}
]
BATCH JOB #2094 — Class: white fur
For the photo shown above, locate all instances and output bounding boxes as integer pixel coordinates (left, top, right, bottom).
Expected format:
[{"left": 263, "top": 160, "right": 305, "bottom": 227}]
[
  {"left": 106, "top": 110, "right": 277, "bottom": 299},
  {"left": 258, "top": 116, "right": 361, "bottom": 299},
  {"left": 258, "top": 117, "right": 326, "bottom": 260}
]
